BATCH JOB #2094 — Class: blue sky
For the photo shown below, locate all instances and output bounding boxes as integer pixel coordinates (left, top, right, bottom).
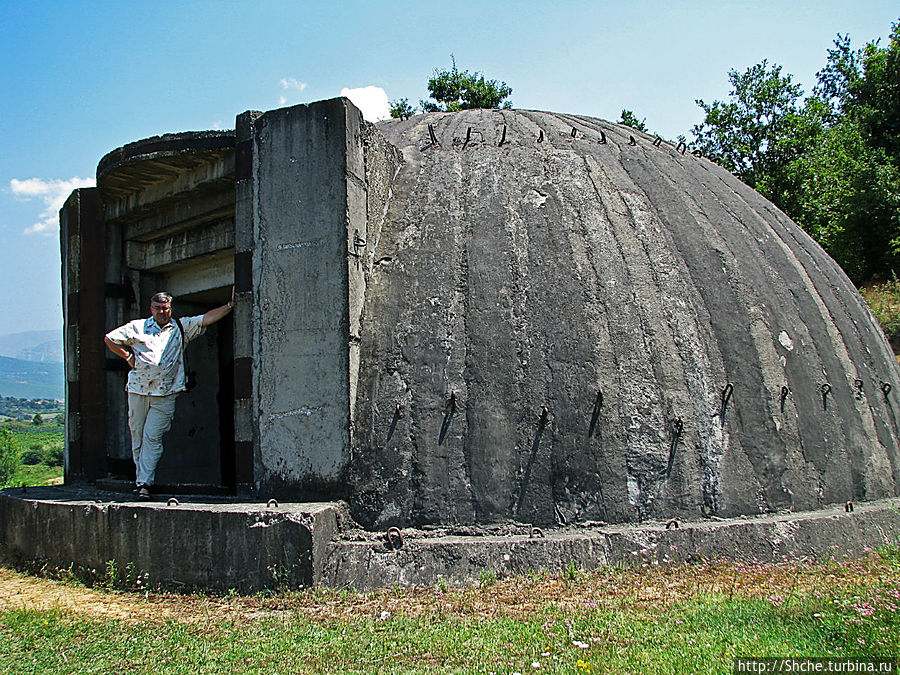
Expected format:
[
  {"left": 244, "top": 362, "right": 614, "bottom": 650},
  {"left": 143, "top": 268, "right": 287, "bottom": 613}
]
[{"left": 1, "top": 0, "right": 897, "bottom": 337}]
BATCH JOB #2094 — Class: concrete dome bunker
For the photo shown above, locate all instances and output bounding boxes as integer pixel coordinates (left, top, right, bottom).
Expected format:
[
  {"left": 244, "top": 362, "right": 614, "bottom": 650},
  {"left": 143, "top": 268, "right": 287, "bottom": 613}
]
[{"left": 58, "top": 97, "right": 900, "bottom": 530}]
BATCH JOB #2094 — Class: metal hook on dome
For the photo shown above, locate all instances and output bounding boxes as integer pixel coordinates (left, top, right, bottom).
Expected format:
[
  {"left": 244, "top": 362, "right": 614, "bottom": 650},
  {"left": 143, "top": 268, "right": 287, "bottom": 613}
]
[
  {"left": 666, "top": 417, "right": 683, "bottom": 477},
  {"left": 720, "top": 383, "right": 734, "bottom": 422},
  {"left": 386, "top": 527, "right": 403, "bottom": 550},
  {"left": 386, "top": 403, "right": 403, "bottom": 442},
  {"left": 571, "top": 127, "right": 578, "bottom": 138},
  {"left": 628, "top": 135, "right": 637, "bottom": 146},
  {"left": 821, "top": 383, "right": 832, "bottom": 411},
  {"left": 676, "top": 141, "right": 687, "bottom": 154},
  {"left": 439, "top": 392, "right": 457, "bottom": 445},
  {"left": 653, "top": 136, "right": 662, "bottom": 147},
  {"left": 499, "top": 125, "right": 507, "bottom": 146},
  {"left": 599, "top": 130, "right": 607, "bottom": 144},
  {"left": 588, "top": 389, "right": 604, "bottom": 438},
  {"left": 539, "top": 406, "right": 550, "bottom": 428},
  {"left": 882, "top": 382, "right": 892, "bottom": 399},
  {"left": 537, "top": 129, "right": 544, "bottom": 143},
  {"left": 780, "top": 385, "right": 790, "bottom": 413},
  {"left": 428, "top": 124, "right": 439, "bottom": 146}
]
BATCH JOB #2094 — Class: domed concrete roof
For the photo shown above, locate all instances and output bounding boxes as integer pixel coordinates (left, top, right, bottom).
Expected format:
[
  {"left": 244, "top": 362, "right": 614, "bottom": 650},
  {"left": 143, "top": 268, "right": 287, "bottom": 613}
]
[{"left": 347, "top": 108, "right": 900, "bottom": 529}]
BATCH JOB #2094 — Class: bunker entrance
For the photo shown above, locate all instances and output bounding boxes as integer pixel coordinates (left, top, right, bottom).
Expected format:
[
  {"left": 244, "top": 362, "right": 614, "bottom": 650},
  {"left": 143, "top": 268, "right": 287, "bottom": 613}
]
[
  {"left": 152, "top": 288, "right": 235, "bottom": 491},
  {"left": 100, "top": 287, "right": 235, "bottom": 493}
]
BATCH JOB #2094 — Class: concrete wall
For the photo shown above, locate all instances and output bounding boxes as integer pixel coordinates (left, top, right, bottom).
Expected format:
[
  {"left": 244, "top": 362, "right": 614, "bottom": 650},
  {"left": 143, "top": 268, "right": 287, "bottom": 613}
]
[
  {"left": 60, "top": 189, "right": 107, "bottom": 482},
  {"left": 0, "top": 488, "right": 345, "bottom": 591},
  {"left": 68, "top": 132, "right": 237, "bottom": 489},
  {"left": 349, "top": 109, "right": 900, "bottom": 529},
  {"left": 61, "top": 102, "right": 900, "bottom": 534},
  {"left": 243, "top": 99, "right": 365, "bottom": 496}
]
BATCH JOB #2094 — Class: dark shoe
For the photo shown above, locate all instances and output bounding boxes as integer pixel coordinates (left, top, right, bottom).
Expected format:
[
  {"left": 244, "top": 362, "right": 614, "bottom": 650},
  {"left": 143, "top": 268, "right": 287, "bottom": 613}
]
[{"left": 137, "top": 485, "right": 151, "bottom": 501}]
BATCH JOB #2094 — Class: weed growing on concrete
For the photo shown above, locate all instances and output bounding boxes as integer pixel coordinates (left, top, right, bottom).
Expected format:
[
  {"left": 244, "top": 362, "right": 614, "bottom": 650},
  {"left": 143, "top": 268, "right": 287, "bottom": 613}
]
[
  {"left": 564, "top": 559, "right": 582, "bottom": 585},
  {"left": 478, "top": 568, "right": 497, "bottom": 587}
]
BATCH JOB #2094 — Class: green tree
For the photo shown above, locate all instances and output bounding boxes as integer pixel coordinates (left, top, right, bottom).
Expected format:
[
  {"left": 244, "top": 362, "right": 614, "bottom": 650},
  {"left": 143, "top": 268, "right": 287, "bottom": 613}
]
[
  {"left": 0, "top": 428, "right": 19, "bottom": 486},
  {"left": 389, "top": 98, "right": 417, "bottom": 119},
  {"left": 692, "top": 60, "right": 805, "bottom": 190},
  {"left": 32, "top": 413, "right": 43, "bottom": 426},
  {"left": 619, "top": 109, "right": 648, "bottom": 132},
  {"left": 850, "top": 22, "right": 900, "bottom": 162},
  {"left": 692, "top": 20, "right": 900, "bottom": 284},
  {"left": 783, "top": 118, "right": 900, "bottom": 281},
  {"left": 421, "top": 56, "right": 512, "bottom": 112}
]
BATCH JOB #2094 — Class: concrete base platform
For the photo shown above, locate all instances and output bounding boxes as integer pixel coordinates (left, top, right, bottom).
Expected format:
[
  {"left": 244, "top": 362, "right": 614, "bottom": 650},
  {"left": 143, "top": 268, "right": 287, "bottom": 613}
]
[
  {"left": 2, "top": 487, "right": 899, "bottom": 592},
  {"left": 0, "top": 486, "right": 347, "bottom": 591}
]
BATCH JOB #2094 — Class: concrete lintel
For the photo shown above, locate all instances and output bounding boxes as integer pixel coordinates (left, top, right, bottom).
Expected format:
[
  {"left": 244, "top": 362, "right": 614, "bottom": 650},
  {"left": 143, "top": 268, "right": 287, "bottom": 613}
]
[
  {"left": 103, "top": 152, "right": 234, "bottom": 223},
  {"left": 161, "top": 250, "right": 234, "bottom": 298},
  {"left": 126, "top": 218, "right": 234, "bottom": 271},
  {"left": 117, "top": 186, "right": 234, "bottom": 243}
]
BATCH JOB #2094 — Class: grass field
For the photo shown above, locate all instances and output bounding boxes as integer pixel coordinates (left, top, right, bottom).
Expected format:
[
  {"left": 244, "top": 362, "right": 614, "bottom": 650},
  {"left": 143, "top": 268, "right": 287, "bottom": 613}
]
[
  {"left": 1, "top": 547, "right": 898, "bottom": 674},
  {"left": 0, "top": 422, "right": 63, "bottom": 488}
]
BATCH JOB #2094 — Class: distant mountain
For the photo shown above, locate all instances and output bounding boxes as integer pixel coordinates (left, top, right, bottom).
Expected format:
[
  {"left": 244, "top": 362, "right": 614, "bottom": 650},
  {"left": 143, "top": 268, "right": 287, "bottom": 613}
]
[
  {"left": 0, "top": 330, "right": 63, "bottom": 363},
  {"left": 0, "top": 355, "right": 64, "bottom": 399}
]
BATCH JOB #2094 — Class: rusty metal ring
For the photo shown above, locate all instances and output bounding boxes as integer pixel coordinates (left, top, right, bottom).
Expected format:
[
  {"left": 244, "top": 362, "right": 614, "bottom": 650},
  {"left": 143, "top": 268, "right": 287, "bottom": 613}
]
[
  {"left": 167, "top": 498, "right": 179, "bottom": 506},
  {"left": 666, "top": 519, "right": 679, "bottom": 530},
  {"left": 529, "top": 527, "right": 545, "bottom": 539},
  {"left": 386, "top": 527, "right": 403, "bottom": 550},
  {"left": 267, "top": 499, "right": 279, "bottom": 508}
]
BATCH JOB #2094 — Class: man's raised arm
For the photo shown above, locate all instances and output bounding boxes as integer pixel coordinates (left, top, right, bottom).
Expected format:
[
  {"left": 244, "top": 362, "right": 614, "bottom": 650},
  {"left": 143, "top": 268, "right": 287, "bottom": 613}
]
[{"left": 201, "top": 286, "right": 235, "bottom": 327}]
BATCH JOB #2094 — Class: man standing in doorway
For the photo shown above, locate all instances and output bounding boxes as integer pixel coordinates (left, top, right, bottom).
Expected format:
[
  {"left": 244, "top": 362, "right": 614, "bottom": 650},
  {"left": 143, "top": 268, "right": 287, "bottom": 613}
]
[{"left": 104, "top": 289, "right": 233, "bottom": 500}]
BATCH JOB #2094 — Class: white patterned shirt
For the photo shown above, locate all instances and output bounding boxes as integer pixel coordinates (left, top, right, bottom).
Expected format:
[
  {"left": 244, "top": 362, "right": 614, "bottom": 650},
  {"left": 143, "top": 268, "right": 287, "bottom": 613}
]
[{"left": 105, "top": 315, "right": 205, "bottom": 396}]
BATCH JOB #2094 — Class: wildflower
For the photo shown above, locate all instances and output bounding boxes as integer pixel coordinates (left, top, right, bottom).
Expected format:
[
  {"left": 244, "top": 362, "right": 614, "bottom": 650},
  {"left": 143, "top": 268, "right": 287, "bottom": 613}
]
[{"left": 572, "top": 640, "right": 589, "bottom": 649}]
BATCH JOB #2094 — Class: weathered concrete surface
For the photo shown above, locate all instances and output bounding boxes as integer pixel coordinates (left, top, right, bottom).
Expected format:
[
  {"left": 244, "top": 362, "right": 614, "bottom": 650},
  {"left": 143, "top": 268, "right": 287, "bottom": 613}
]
[
  {"left": 239, "top": 98, "right": 400, "bottom": 498},
  {"left": 62, "top": 101, "right": 900, "bottom": 539},
  {"left": 323, "top": 497, "right": 900, "bottom": 591},
  {"left": 4, "top": 487, "right": 896, "bottom": 592},
  {"left": 243, "top": 100, "right": 355, "bottom": 494},
  {"left": 0, "top": 487, "right": 346, "bottom": 591},
  {"left": 349, "top": 109, "right": 900, "bottom": 529}
]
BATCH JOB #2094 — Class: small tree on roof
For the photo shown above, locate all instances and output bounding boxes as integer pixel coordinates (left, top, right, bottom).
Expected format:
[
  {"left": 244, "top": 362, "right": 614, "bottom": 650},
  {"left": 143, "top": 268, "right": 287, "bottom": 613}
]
[{"left": 421, "top": 56, "right": 513, "bottom": 112}]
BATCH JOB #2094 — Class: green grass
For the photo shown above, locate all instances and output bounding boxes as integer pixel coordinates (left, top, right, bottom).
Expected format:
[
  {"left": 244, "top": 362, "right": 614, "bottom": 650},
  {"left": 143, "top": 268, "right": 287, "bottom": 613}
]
[
  {"left": 11, "top": 462, "right": 62, "bottom": 486},
  {"left": 2, "top": 551, "right": 898, "bottom": 674},
  {"left": 861, "top": 279, "right": 900, "bottom": 347},
  {"left": 0, "top": 421, "right": 63, "bottom": 487}
]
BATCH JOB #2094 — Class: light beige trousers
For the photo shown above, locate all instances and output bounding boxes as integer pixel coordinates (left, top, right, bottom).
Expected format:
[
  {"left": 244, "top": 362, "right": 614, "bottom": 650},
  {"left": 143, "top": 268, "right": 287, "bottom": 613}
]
[{"left": 127, "top": 392, "right": 177, "bottom": 486}]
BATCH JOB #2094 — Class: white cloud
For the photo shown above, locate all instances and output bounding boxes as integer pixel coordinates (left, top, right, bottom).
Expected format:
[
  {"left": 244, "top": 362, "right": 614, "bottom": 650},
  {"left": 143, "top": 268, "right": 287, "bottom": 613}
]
[
  {"left": 280, "top": 77, "right": 308, "bottom": 92},
  {"left": 340, "top": 86, "right": 390, "bottom": 122},
  {"left": 278, "top": 77, "right": 309, "bottom": 107},
  {"left": 10, "top": 176, "right": 95, "bottom": 235}
]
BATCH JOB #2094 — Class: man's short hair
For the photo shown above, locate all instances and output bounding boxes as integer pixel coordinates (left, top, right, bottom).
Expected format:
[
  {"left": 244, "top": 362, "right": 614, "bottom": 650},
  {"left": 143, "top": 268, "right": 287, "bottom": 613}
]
[{"left": 151, "top": 292, "right": 173, "bottom": 305}]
